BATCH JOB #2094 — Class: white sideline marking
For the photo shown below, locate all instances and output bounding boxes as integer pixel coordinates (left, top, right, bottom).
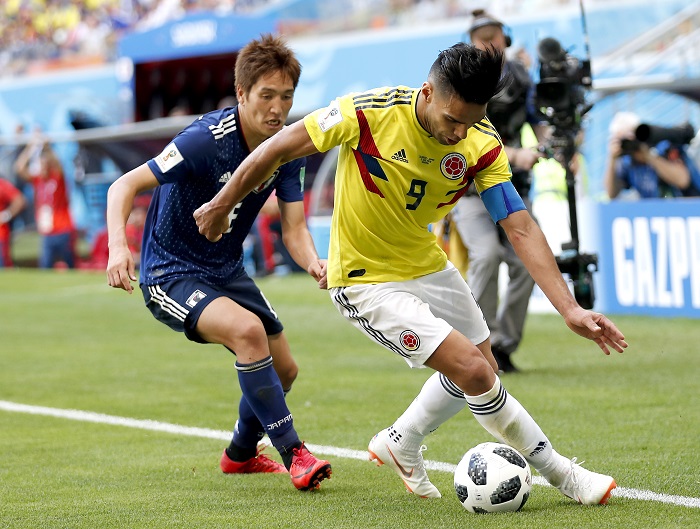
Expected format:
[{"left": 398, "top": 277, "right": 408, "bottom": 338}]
[{"left": 2, "top": 400, "right": 699, "bottom": 509}]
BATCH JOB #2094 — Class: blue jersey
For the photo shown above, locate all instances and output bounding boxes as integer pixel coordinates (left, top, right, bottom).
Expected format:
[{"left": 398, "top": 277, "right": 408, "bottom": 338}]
[
  {"left": 616, "top": 141, "right": 699, "bottom": 198},
  {"left": 140, "top": 106, "right": 306, "bottom": 286}
]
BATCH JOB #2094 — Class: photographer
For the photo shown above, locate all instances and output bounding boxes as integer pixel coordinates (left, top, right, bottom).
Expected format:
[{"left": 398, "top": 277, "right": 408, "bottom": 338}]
[
  {"left": 450, "top": 9, "right": 541, "bottom": 373},
  {"left": 604, "top": 111, "right": 700, "bottom": 199}
]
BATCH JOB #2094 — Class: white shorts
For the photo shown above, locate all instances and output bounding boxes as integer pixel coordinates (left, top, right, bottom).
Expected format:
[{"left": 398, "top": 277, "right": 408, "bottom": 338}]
[{"left": 329, "top": 262, "right": 490, "bottom": 368}]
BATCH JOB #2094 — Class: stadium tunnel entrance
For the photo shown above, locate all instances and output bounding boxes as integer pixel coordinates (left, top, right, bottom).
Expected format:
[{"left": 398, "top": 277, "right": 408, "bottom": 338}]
[{"left": 117, "top": 10, "right": 277, "bottom": 121}]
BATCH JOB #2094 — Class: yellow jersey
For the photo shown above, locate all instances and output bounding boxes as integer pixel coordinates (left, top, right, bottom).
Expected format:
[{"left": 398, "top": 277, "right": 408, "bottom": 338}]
[{"left": 303, "top": 86, "right": 512, "bottom": 287}]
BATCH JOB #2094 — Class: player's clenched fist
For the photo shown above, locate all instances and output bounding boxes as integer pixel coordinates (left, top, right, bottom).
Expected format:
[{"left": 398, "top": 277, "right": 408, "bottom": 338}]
[{"left": 193, "top": 201, "right": 230, "bottom": 242}]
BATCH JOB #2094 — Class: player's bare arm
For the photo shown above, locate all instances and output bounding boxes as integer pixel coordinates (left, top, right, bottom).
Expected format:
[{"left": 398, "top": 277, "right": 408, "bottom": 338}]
[
  {"left": 194, "top": 120, "right": 320, "bottom": 242},
  {"left": 499, "top": 210, "right": 627, "bottom": 354},
  {"left": 278, "top": 199, "right": 328, "bottom": 289},
  {"left": 106, "top": 164, "right": 159, "bottom": 293}
]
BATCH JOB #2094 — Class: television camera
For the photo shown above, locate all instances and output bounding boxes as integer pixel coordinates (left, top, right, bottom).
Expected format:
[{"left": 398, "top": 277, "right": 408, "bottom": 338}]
[{"left": 534, "top": 37, "right": 597, "bottom": 309}]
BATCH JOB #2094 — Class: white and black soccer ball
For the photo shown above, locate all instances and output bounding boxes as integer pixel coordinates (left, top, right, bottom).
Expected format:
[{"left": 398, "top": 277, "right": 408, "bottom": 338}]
[{"left": 454, "top": 442, "right": 532, "bottom": 513}]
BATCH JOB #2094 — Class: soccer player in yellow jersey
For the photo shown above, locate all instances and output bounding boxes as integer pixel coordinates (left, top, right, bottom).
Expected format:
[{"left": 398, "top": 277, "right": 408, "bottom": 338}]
[{"left": 195, "top": 43, "right": 628, "bottom": 505}]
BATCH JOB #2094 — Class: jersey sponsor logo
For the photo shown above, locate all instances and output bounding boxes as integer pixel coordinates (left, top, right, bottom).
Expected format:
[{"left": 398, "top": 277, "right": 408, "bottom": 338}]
[
  {"left": 219, "top": 171, "right": 233, "bottom": 183},
  {"left": 440, "top": 153, "right": 467, "bottom": 180},
  {"left": 154, "top": 142, "right": 184, "bottom": 173},
  {"left": 186, "top": 289, "right": 207, "bottom": 308},
  {"left": 391, "top": 148, "right": 408, "bottom": 163},
  {"left": 399, "top": 330, "right": 420, "bottom": 351},
  {"left": 419, "top": 155, "right": 435, "bottom": 165},
  {"left": 317, "top": 100, "right": 342, "bottom": 132}
]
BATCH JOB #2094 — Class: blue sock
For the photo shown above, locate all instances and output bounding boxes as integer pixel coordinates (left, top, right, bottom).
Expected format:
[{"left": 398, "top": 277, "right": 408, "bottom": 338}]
[
  {"left": 232, "top": 396, "right": 264, "bottom": 448},
  {"left": 226, "top": 396, "right": 264, "bottom": 462},
  {"left": 236, "top": 356, "right": 300, "bottom": 454},
  {"left": 231, "top": 385, "right": 292, "bottom": 451}
]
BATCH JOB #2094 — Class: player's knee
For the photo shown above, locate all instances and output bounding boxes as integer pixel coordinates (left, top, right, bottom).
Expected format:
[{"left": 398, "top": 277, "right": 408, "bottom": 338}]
[
  {"left": 278, "top": 361, "right": 298, "bottom": 388},
  {"left": 449, "top": 349, "right": 495, "bottom": 395},
  {"left": 228, "top": 315, "right": 267, "bottom": 350}
]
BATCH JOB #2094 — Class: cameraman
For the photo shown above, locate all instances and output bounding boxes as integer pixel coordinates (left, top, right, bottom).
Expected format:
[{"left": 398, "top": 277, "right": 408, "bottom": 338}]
[
  {"left": 604, "top": 112, "right": 700, "bottom": 199},
  {"left": 451, "top": 9, "right": 540, "bottom": 373}
]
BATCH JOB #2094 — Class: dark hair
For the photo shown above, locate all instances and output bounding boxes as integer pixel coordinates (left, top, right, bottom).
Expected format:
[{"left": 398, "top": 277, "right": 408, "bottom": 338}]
[
  {"left": 428, "top": 43, "right": 507, "bottom": 105},
  {"left": 234, "top": 34, "right": 302, "bottom": 95}
]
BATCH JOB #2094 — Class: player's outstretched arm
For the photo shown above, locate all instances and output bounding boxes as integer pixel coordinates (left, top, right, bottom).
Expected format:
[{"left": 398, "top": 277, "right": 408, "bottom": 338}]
[
  {"left": 194, "top": 120, "right": 321, "bottom": 242},
  {"left": 500, "top": 210, "right": 628, "bottom": 355},
  {"left": 106, "top": 164, "right": 158, "bottom": 293},
  {"left": 278, "top": 199, "right": 327, "bottom": 289},
  {"left": 562, "top": 306, "right": 628, "bottom": 355}
]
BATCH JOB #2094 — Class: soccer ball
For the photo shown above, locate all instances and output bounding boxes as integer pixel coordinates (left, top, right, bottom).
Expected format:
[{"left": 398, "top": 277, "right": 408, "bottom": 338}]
[{"left": 454, "top": 442, "right": 532, "bottom": 513}]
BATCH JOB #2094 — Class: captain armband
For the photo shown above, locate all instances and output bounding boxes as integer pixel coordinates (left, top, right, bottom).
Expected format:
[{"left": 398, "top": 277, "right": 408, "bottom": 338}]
[{"left": 480, "top": 181, "right": 526, "bottom": 224}]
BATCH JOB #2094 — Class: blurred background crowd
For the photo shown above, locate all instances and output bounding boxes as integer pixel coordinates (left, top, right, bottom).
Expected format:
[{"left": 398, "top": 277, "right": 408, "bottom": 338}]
[
  {"left": 0, "top": 0, "right": 698, "bottom": 321},
  {"left": 0, "top": 0, "right": 268, "bottom": 76},
  {"left": 1, "top": 0, "right": 605, "bottom": 78}
]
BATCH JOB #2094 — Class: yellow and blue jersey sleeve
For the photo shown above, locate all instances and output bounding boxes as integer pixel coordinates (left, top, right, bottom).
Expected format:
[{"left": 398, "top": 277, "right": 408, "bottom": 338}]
[{"left": 304, "top": 95, "right": 360, "bottom": 153}]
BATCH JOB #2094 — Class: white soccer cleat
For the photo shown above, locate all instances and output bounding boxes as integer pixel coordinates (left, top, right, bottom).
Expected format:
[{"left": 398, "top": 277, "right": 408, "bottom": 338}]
[
  {"left": 557, "top": 458, "right": 617, "bottom": 505},
  {"left": 368, "top": 427, "right": 441, "bottom": 499}
]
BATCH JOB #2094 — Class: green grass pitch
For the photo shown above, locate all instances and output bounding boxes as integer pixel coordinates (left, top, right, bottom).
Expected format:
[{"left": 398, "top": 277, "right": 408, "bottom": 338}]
[{"left": 0, "top": 269, "right": 698, "bottom": 528}]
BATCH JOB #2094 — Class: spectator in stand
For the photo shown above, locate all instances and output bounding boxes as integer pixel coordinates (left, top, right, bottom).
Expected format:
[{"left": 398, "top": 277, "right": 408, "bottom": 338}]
[
  {"left": 604, "top": 112, "right": 700, "bottom": 199},
  {"left": 0, "top": 176, "right": 27, "bottom": 267},
  {"left": 0, "top": 124, "right": 35, "bottom": 230},
  {"left": 14, "top": 138, "right": 75, "bottom": 268}
]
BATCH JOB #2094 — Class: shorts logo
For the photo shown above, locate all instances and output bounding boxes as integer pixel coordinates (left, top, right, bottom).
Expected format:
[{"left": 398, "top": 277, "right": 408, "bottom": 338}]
[
  {"left": 154, "top": 142, "right": 184, "bottom": 173},
  {"left": 440, "top": 153, "right": 467, "bottom": 180},
  {"left": 186, "top": 289, "right": 207, "bottom": 308},
  {"left": 400, "top": 330, "right": 421, "bottom": 351}
]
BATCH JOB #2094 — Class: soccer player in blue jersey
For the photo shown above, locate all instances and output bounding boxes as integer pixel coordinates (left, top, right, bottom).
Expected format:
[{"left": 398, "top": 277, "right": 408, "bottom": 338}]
[
  {"left": 106, "top": 34, "right": 331, "bottom": 492},
  {"left": 194, "top": 44, "right": 628, "bottom": 505}
]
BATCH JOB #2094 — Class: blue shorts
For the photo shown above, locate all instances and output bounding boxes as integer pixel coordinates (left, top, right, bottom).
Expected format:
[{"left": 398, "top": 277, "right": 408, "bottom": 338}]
[{"left": 140, "top": 273, "right": 284, "bottom": 344}]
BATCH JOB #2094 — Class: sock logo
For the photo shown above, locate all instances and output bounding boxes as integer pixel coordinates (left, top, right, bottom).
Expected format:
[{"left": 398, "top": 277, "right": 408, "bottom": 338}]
[
  {"left": 267, "top": 413, "right": 293, "bottom": 430},
  {"left": 529, "top": 441, "right": 548, "bottom": 457}
]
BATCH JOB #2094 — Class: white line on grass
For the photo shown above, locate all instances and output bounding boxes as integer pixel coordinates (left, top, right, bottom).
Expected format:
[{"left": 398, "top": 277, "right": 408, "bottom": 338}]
[{"left": 2, "top": 399, "right": 698, "bottom": 509}]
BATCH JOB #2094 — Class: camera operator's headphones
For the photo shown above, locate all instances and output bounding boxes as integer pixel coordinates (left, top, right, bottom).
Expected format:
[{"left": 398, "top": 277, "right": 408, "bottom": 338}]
[{"left": 466, "top": 10, "right": 512, "bottom": 48}]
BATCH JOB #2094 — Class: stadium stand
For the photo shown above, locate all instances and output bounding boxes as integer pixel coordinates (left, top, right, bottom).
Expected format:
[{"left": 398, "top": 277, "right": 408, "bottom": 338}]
[{"left": 1, "top": 0, "right": 699, "bottom": 280}]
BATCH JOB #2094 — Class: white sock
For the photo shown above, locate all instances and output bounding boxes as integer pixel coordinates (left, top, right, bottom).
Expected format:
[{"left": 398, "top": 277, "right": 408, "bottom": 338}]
[
  {"left": 393, "top": 372, "right": 467, "bottom": 439},
  {"left": 465, "top": 376, "right": 566, "bottom": 483}
]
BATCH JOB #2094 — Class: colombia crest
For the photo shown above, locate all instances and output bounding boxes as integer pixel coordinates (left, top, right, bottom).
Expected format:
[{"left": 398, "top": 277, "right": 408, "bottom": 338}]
[
  {"left": 400, "top": 330, "right": 421, "bottom": 351},
  {"left": 440, "top": 153, "right": 467, "bottom": 180}
]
